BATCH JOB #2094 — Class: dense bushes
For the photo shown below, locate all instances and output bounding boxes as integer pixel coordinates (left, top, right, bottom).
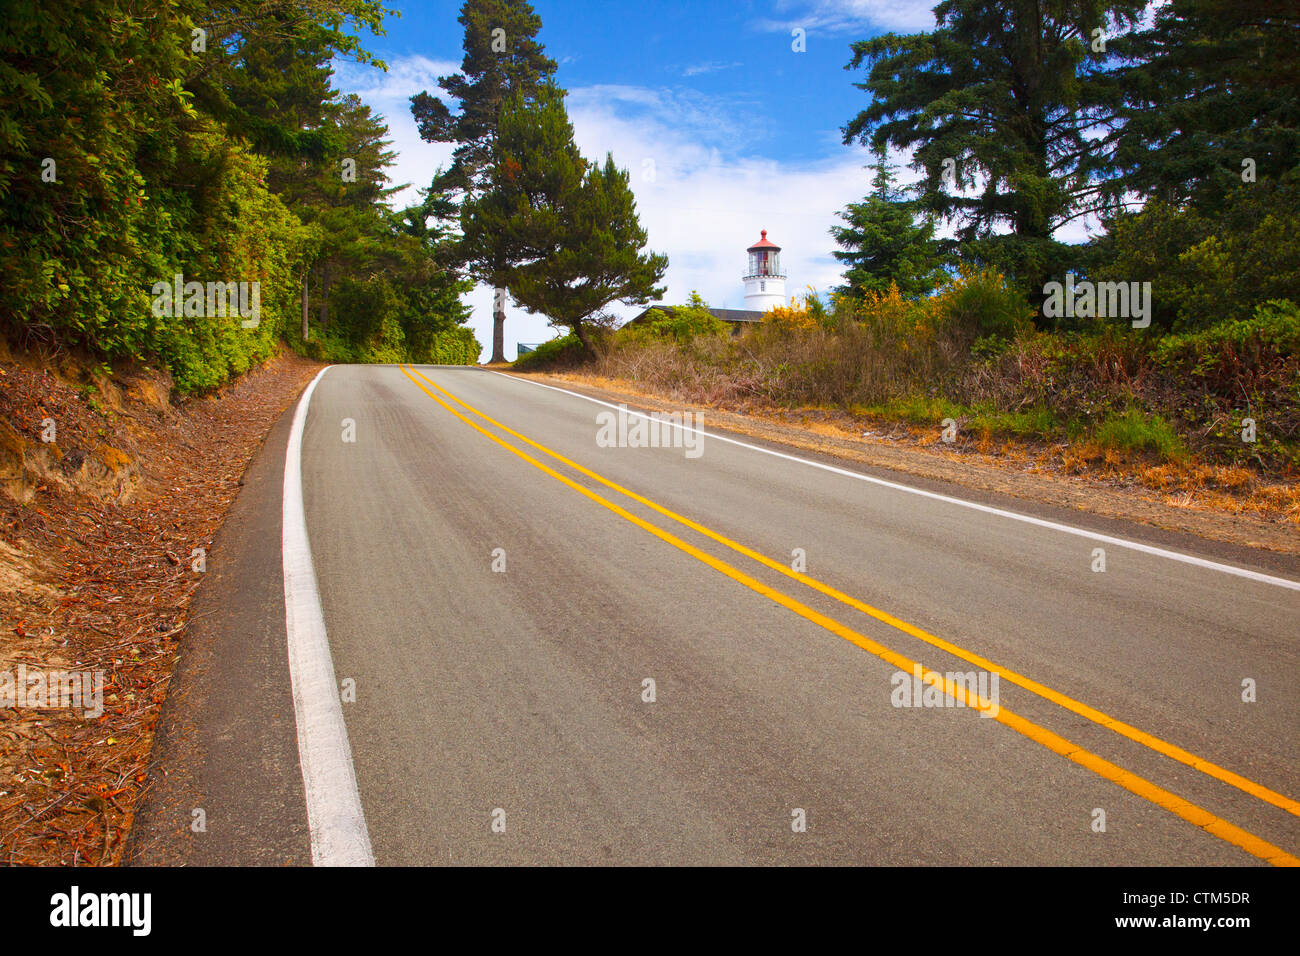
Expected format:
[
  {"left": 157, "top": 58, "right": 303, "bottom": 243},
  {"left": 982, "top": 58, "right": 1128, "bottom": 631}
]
[
  {"left": 420, "top": 327, "right": 480, "bottom": 365},
  {"left": 732, "top": 271, "right": 1031, "bottom": 408},
  {"left": 625, "top": 293, "right": 727, "bottom": 344},
  {"left": 298, "top": 274, "right": 481, "bottom": 365},
  {"left": 927, "top": 267, "right": 1034, "bottom": 342},
  {"left": 555, "top": 275, "right": 1300, "bottom": 470},
  {"left": 1, "top": 3, "right": 305, "bottom": 387},
  {"left": 1, "top": 0, "right": 478, "bottom": 391},
  {"left": 154, "top": 137, "right": 308, "bottom": 391},
  {"left": 1152, "top": 300, "right": 1300, "bottom": 381},
  {"left": 511, "top": 333, "right": 588, "bottom": 371},
  {"left": 1087, "top": 178, "right": 1300, "bottom": 333}
]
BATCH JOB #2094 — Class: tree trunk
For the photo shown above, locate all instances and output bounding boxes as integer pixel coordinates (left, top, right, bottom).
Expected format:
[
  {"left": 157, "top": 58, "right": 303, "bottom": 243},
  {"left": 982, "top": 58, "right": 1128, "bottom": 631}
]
[
  {"left": 490, "top": 286, "right": 507, "bottom": 364},
  {"left": 321, "top": 264, "right": 330, "bottom": 330},
  {"left": 301, "top": 266, "right": 309, "bottom": 341},
  {"left": 573, "top": 318, "right": 594, "bottom": 355}
]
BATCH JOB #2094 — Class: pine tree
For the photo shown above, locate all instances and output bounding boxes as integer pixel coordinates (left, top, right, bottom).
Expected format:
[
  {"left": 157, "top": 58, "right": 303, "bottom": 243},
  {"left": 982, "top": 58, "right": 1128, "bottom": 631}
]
[
  {"left": 842, "top": 0, "right": 1147, "bottom": 311},
  {"left": 459, "top": 83, "right": 584, "bottom": 326},
  {"left": 410, "top": 0, "right": 558, "bottom": 363},
  {"left": 832, "top": 149, "right": 949, "bottom": 298},
  {"left": 309, "top": 95, "right": 402, "bottom": 329},
  {"left": 1109, "top": 0, "right": 1300, "bottom": 211},
  {"left": 463, "top": 85, "right": 667, "bottom": 353}
]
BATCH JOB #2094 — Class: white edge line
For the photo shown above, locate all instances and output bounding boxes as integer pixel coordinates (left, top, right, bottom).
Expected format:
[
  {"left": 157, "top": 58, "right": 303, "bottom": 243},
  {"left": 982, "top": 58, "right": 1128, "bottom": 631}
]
[
  {"left": 282, "top": 366, "right": 375, "bottom": 866},
  {"left": 482, "top": 368, "right": 1300, "bottom": 593}
]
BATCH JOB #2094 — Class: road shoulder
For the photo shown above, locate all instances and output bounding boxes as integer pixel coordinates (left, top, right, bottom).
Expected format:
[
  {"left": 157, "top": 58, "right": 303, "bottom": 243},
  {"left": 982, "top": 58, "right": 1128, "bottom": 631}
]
[{"left": 126, "top": 389, "right": 312, "bottom": 866}]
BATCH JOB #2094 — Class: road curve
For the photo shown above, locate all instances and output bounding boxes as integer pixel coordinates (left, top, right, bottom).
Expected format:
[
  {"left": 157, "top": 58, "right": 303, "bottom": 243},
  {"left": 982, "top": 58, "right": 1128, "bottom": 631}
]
[{"left": 130, "top": 364, "right": 1300, "bottom": 866}]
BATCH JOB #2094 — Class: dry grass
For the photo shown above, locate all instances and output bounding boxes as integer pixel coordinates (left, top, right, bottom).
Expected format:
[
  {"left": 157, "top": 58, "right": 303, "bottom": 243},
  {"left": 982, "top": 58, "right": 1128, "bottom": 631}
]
[
  {"left": 517, "top": 367, "right": 1300, "bottom": 553},
  {"left": 528, "top": 356, "right": 1300, "bottom": 532}
]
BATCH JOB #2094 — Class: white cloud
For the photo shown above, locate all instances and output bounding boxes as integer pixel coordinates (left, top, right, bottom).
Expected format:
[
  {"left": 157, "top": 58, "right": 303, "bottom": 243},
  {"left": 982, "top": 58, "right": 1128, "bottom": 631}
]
[
  {"left": 332, "top": 54, "right": 459, "bottom": 102},
  {"left": 331, "top": 55, "right": 460, "bottom": 206},
  {"left": 757, "top": 0, "right": 938, "bottom": 34},
  {"left": 566, "top": 85, "right": 764, "bottom": 151},
  {"left": 564, "top": 84, "right": 868, "bottom": 318},
  {"left": 334, "top": 58, "right": 882, "bottom": 362},
  {"left": 682, "top": 60, "right": 743, "bottom": 77}
]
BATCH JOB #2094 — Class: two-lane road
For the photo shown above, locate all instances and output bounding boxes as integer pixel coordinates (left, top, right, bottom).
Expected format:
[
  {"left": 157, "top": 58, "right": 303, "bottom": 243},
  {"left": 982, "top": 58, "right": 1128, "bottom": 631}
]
[{"left": 129, "top": 364, "right": 1300, "bottom": 866}]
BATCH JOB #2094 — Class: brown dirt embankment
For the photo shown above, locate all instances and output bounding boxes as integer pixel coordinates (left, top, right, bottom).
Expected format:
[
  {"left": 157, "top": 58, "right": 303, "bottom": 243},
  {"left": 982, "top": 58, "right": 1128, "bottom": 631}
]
[{"left": 0, "top": 344, "right": 319, "bottom": 865}]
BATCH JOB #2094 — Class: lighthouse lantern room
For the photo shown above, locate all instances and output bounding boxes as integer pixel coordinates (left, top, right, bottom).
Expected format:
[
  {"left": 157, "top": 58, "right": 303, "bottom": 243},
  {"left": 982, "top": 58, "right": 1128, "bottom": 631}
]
[{"left": 743, "top": 229, "right": 787, "bottom": 312}]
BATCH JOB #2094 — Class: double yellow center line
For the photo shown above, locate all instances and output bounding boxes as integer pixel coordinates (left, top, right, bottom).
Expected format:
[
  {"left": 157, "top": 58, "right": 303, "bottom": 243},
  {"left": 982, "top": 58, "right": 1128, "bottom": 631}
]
[{"left": 400, "top": 364, "right": 1298, "bottom": 866}]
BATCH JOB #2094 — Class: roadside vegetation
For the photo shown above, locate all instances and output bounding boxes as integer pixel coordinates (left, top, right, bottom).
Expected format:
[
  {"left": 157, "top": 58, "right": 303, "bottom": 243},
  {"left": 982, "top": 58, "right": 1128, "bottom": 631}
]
[
  {"left": 517, "top": 1, "right": 1300, "bottom": 498},
  {"left": 1, "top": 1, "right": 480, "bottom": 391},
  {"left": 519, "top": 279, "right": 1300, "bottom": 479}
]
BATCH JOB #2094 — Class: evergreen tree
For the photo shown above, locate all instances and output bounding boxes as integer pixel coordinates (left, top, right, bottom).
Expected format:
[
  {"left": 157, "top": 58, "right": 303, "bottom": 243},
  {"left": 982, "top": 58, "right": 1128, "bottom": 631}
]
[
  {"left": 832, "top": 148, "right": 949, "bottom": 298},
  {"left": 188, "top": 1, "right": 389, "bottom": 183},
  {"left": 389, "top": 203, "right": 476, "bottom": 361},
  {"left": 842, "top": 0, "right": 1147, "bottom": 313},
  {"left": 201, "top": 3, "right": 390, "bottom": 341},
  {"left": 463, "top": 85, "right": 666, "bottom": 353},
  {"left": 1109, "top": 0, "right": 1300, "bottom": 211},
  {"left": 410, "top": 0, "right": 559, "bottom": 363},
  {"left": 309, "top": 94, "right": 403, "bottom": 330}
]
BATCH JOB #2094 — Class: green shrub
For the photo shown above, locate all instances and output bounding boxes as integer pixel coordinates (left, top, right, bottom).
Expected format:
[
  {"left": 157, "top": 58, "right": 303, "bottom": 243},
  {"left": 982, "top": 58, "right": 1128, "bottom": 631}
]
[
  {"left": 927, "top": 267, "right": 1034, "bottom": 341},
  {"left": 1152, "top": 299, "right": 1300, "bottom": 377},
  {"left": 311, "top": 275, "right": 481, "bottom": 366},
  {"left": 421, "top": 326, "right": 481, "bottom": 365},
  {"left": 623, "top": 292, "right": 726, "bottom": 343},
  {"left": 1094, "top": 409, "right": 1186, "bottom": 461},
  {"left": 152, "top": 137, "right": 305, "bottom": 391},
  {"left": 971, "top": 334, "right": 1014, "bottom": 360},
  {"left": 512, "top": 333, "right": 586, "bottom": 370},
  {"left": 1094, "top": 178, "right": 1300, "bottom": 332}
]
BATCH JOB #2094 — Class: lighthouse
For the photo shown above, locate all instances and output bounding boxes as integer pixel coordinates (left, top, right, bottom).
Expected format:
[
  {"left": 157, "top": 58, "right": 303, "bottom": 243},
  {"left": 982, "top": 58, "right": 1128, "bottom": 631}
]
[{"left": 743, "top": 229, "right": 786, "bottom": 312}]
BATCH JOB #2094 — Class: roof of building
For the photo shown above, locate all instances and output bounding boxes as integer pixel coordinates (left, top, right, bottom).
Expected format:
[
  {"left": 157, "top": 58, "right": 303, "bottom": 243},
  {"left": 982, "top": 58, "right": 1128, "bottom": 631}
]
[
  {"left": 626, "top": 305, "right": 765, "bottom": 326},
  {"left": 747, "top": 229, "right": 780, "bottom": 252}
]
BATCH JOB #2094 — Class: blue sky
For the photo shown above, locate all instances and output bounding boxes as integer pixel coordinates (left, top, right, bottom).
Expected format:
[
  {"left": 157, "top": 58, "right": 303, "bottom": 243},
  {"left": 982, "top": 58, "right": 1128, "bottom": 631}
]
[{"left": 334, "top": 1, "right": 944, "bottom": 359}]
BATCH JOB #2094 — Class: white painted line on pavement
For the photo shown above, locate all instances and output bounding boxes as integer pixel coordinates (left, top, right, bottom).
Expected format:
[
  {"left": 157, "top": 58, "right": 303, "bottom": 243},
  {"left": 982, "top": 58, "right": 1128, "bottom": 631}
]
[
  {"left": 485, "top": 369, "right": 1300, "bottom": 593},
  {"left": 282, "top": 366, "right": 375, "bottom": 866}
]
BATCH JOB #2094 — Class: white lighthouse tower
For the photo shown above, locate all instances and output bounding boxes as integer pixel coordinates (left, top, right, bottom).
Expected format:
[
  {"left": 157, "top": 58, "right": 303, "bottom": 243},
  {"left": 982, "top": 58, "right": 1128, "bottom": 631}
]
[{"left": 743, "top": 229, "right": 786, "bottom": 312}]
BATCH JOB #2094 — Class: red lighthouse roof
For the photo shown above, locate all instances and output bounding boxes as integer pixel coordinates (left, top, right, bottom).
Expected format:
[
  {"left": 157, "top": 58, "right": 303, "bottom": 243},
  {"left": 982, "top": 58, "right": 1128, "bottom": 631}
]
[{"left": 747, "top": 229, "right": 780, "bottom": 252}]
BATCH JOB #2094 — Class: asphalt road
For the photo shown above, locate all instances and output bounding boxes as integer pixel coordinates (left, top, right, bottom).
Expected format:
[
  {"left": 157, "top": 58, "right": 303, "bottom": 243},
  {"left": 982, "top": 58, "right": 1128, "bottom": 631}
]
[{"left": 130, "top": 364, "right": 1300, "bottom": 866}]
